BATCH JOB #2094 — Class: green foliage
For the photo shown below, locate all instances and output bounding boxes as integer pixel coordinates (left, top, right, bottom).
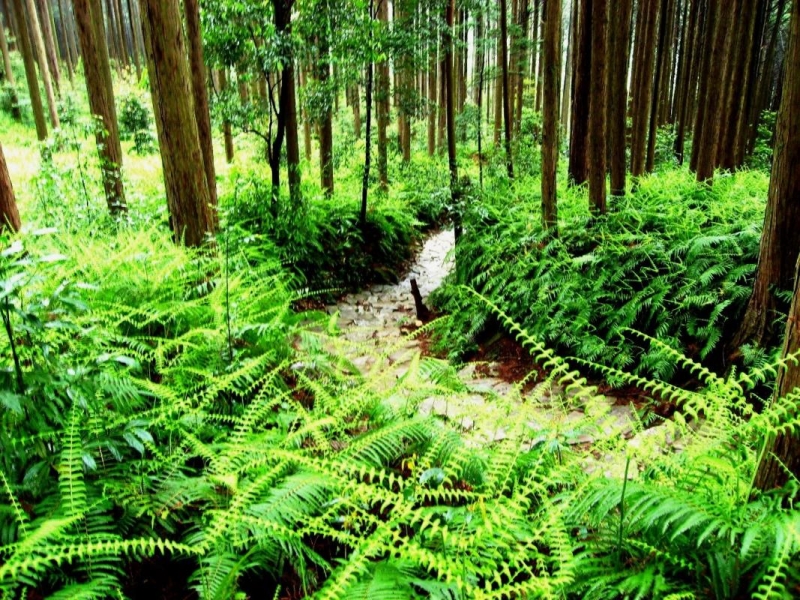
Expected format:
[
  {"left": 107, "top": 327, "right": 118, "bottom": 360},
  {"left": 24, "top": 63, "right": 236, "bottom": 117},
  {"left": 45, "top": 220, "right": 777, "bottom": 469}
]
[
  {"left": 431, "top": 168, "right": 770, "bottom": 376},
  {"left": 222, "top": 164, "right": 446, "bottom": 292},
  {"left": 118, "top": 94, "right": 156, "bottom": 155}
]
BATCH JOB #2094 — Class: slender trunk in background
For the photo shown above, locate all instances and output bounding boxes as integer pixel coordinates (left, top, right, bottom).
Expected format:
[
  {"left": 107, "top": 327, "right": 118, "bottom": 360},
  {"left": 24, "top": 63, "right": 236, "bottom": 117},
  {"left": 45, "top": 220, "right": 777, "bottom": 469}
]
[
  {"left": 542, "top": 0, "right": 561, "bottom": 234},
  {"left": 184, "top": 0, "right": 216, "bottom": 208},
  {"left": 500, "top": 0, "right": 514, "bottom": 178},
  {"left": 752, "top": 0, "right": 800, "bottom": 491},
  {"left": 444, "top": 0, "right": 459, "bottom": 239},
  {"left": 562, "top": 0, "right": 578, "bottom": 135},
  {"left": 25, "top": 0, "right": 59, "bottom": 128},
  {"left": 376, "top": 0, "right": 389, "bottom": 188},
  {"left": 588, "top": 0, "right": 607, "bottom": 214},
  {"left": 126, "top": 0, "right": 140, "bottom": 80},
  {"left": 690, "top": 1, "right": 715, "bottom": 171},
  {"left": 749, "top": 0, "right": 785, "bottom": 154},
  {"left": 609, "top": 0, "right": 633, "bottom": 197},
  {"left": 568, "top": 0, "right": 590, "bottom": 186},
  {"left": 437, "top": 50, "right": 446, "bottom": 152},
  {"left": 493, "top": 34, "right": 502, "bottom": 147},
  {"left": 0, "top": 9, "right": 22, "bottom": 120},
  {"left": 473, "top": 9, "right": 483, "bottom": 105},
  {"left": 299, "top": 68, "right": 312, "bottom": 161},
  {"left": 719, "top": 0, "right": 754, "bottom": 170},
  {"left": 736, "top": 0, "right": 768, "bottom": 165},
  {"left": 112, "top": 0, "right": 126, "bottom": 70},
  {"left": 645, "top": 0, "right": 671, "bottom": 173},
  {"left": 138, "top": 0, "right": 216, "bottom": 247},
  {"left": 317, "top": 32, "right": 333, "bottom": 196},
  {"left": 218, "top": 69, "right": 235, "bottom": 163},
  {"left": 351, "top": 84, "right": 362, "bottom": 138},
  {"left": 530, "top": 0, "right": 540, "bottom": 116},
  {"left": 674, "top": 0, "right": 699, "bottom": 163},
  {"left": 74, "top": 0, "right": 126, "bottom": 213},
  {"left": 630, "top": 0, "right": 658, "bottom": 178},
  {"left": 0, "top": 143, "right": 21, "bottom": 233},
  {"left": 514, "top": 0, "right": 530, "bottom": 135},
  {"left": 11, "top": 0, "right": 47, "bottom": 139},
  {"left": 360, "top": 0, "right": 374, "bottom": 228},
  {"left": 36, "top": 0, "right": 60, "bottom": 93},
  {"left": 275, "top": 3, "right": 301, "bottom": 205},
  {"left": 427, "top": 48, "right": 436, "bottom": 156},
  {"left": 57, "top": 0, "right": 75, "bottom": 83},
  {"left": 695, "top": 0, "right": 731, "bottom": 182}
]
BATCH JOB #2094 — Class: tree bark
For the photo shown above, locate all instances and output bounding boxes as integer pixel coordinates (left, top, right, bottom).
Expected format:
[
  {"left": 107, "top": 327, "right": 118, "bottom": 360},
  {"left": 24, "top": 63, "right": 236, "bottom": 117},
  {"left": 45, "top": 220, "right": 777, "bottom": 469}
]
[
  {"left": 427, "top": 46, "right": 436, "bottom": 156},
  {"left": 674, "top": 0, "right": 700, "bottom": 163},
  {"left": 360, "top": 0, "right": 374, "bottom": 227},
  {"left": 542, "top": 0, "right": 561, "bottom": 234},
  {"left": 646, "top": 0, "right": 672, "bottom": 173},
  {"left": 753, "top": 2, "right": 800, "bottom": 489},
  {"left": 138, "top": 0, "right": 215, "bottom": 247},
  {"left": 317, "top": 22, "right": 333, "bottom": 196},
  {"left": 183, "top": 0, "right": 216, "bottom": 208},
  {"left": 444, "top": 0, "right": 458, "bottom": 237},
  {"left": 609, "top": 0, "right": 633, "bottom": 197},
  {"left": 125, "top": 0, "right": 139, "bottom": 79},
  {"left": 732, "top": 0, "right": 800, "bottom": 356},
  {"left": 25, "top": 0, "right": 59, "bottom": 128},
  {"left": 73, "top": 0, "right": 126, "bottom": 214},
  {"left": 588, "top": 0, "right": 608, "bottom": 214},
  {"left": 0, "top": 8, "right": 22, "bottom": 119},
  {"left": 376, "top": 0, "right": 389, "bottom": 189},
  {"left": 0, "top": 143, "right": 21, "bottom": 233},
  {"left": 218, "top": 68, "right": 234, "bottom": 163},
  {"left": 35, "top": 0, "right": 60, "bottom": 93},
  {"left": 568, "top": 0, "right": 591, "bottom": 186},
  {"left": 500, "top": 0, "right": 514, "bottom": 179},
  {"left": 630, "top": 0, "right": 659, "bottom": 178},
  {"left": 694, "top": 0, "right": 731, "bottom": 182},
  {"left": 10, "top": 0, "right": 47, "bottom": 139}
]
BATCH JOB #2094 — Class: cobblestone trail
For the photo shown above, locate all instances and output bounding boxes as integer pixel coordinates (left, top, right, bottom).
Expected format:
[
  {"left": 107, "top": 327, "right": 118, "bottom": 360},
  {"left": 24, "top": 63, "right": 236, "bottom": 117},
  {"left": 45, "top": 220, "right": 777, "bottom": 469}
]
[{"left": 327, "top": 230, "right": 684, "bottom": 476}]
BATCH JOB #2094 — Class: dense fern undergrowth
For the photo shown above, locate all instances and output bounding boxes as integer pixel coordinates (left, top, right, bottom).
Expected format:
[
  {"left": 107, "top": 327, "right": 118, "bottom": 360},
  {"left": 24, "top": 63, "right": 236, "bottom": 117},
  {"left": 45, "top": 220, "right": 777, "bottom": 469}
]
[
  {"left": 2, "top": 212, "right": 800, "bottom": 599},
  {"left": 4, "top": 77, "right": 800, "bottom": 598},
  {"left": 431, "top": 168, "right": 773, "bottom": 381}
]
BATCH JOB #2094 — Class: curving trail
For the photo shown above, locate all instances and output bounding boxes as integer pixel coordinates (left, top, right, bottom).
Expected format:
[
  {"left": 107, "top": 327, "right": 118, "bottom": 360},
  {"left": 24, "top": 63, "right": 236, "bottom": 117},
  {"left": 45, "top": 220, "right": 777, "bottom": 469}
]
[{"left": 327, "top": 230, "right": 684, "bottom": 476}]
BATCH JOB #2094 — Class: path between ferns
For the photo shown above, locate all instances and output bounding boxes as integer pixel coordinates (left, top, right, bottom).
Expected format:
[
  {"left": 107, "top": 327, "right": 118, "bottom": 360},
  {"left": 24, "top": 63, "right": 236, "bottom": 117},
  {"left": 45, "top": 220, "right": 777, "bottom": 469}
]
[{"left": 326, "top": 230, "right": 684, "bottom": 475}]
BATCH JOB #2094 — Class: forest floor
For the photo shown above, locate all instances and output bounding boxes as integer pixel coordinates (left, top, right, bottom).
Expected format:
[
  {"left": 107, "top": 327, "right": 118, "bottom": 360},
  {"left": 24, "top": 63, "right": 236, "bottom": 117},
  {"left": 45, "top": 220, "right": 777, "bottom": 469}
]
[{"left": 328, "top": 230, "right": 690, "bottom": 475}]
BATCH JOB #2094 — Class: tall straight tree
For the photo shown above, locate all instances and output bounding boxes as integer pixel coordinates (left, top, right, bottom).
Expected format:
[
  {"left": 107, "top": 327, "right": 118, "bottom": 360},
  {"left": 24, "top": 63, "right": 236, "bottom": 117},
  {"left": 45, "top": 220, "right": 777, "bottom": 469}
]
[
  {"left": 138, "top": 0, "right": 215, "bottom": 247},
  {"left": 731, "top": 0, "right": 800, "bottom": 356},
  {"left": 183, "top": 0, "right": 216, "bottom": 208},
  {"left": 499, "top": 0, "right": 513, "bottom": 178},
  {"left": 753, "top": 0, "right": 800, "bottom": 492},
  {"left": 25, "top": 0, "right": 59, "bottom": 128},
  {"left": 376, "top": 0, "right": 389, "bottom": 189},
  {"left": 694, "top": 0, "right": 731, "bottom": 182},
  {"left": 608, "top": 0, "right": 632, "bottom": 197},
  {"left": 541, "top": 0, "right": 561, "bottom": 234},
  {"left": 0, "top": 142, "right": 21, "bottom": 233},
  {"left": 630, "top": 0, "right": 658, "bottom": 178},
  {"left": 271, "top": 0, "right": 300, "bottom": 203},
  {"left": 0, "top": 8, "right": 22, "bottom": 120},
  {"left": 316, "top": 4, "right": 333, "bottom": 197},
  {"left": 10, "top": 0, "right": 48, "bottom": 139},
  {"left": 568, "top": 0, "right": 590, "bottom": 186},
  {"left": 587, "top": 0, "right": 607, "bottom": 215},
  {"left": 35, "top": 0, "right": 60, "bottom": 93},
  {"left": 444, "top": 0, "right": 458, "bottom": 236},
  {"left": 73, "top": 0, "right": 126, "bottom": 213}
]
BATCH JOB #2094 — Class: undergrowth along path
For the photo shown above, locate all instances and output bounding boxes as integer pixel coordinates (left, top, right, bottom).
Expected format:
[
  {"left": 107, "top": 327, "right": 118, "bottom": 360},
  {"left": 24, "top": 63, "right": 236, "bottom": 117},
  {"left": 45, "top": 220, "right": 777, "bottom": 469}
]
[{"left": 329, "top": 230, "right": 687, "bottom": 476}]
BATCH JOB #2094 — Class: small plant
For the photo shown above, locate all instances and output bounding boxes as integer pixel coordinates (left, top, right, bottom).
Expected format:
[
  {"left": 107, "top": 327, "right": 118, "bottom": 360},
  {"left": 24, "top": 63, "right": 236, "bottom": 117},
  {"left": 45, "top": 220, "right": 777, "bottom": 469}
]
[{"left": 118, "top": 93, "right": 156, "bottom": 154}]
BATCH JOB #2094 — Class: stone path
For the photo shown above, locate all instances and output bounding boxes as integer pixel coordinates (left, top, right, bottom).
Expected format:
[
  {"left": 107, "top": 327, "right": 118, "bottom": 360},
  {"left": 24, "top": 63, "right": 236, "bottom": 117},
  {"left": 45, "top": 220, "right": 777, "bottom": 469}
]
[{"left": 326, "top": 230, "right": 687, "bottom": 476}]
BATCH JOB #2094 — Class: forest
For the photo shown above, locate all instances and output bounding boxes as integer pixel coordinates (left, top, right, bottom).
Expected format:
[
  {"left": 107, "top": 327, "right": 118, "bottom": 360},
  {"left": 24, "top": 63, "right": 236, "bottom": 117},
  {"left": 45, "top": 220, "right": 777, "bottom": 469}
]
[{"left": 0, "top": 0, "right": 799, "bottom": 597}]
